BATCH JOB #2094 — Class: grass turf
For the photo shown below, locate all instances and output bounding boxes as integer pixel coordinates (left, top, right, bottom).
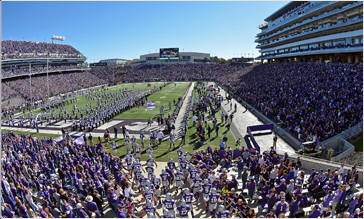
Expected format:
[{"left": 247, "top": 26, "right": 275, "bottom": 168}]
[
  {"left": 114, "top": 82, "right": 189, "bottom": 119},
  {"left": 2, "top": 82, "right": 237, "bottom": 162},
  {"left": 15, "top": 82, "right": 189, "bottom": 120},
  {"left": 353, "top": 137, "right": 363, "bottom": 152}
]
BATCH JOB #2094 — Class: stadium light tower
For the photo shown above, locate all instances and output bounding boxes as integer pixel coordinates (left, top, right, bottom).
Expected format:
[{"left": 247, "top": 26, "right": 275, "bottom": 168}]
[
  {"left": 29, "top": 64, "right": 35, "bottom": 109},
  {"left": 47, "top": 59, "right": 50, "bottom": 98},
  {"left": 51, "top": 35, "right": 65, "bottom": 44}
]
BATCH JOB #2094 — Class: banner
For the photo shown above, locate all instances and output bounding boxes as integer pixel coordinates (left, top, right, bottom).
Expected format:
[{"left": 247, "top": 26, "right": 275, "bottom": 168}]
[
  {"left": 75, "top": 136, "right": 85, "bottom": 145},
  {"left": 55, "top": 135, "right": 63, "bottom": 142}
]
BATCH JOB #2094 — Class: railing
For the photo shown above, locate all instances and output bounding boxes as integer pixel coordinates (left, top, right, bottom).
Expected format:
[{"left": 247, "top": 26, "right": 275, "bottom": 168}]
[
  {"left": 216, "top": 81, "right": 363, "bottom": 167},
  {"left": 256, "top": 16, "right": 363, "bottom": 48},
  {"left": 269, "top": 1, "right": 313, "bottom": 28},
  {"left": 287, "top": 153, "right": 364, "bottom": 170},
  {"left": 257, "top": 43, "right": 363, "bottom": 59},
  {"left": 1, "top": 67, "right": 91, "bottom": 79},
  {"left": 339, "top": 122, "right": 363, "bottom": 141},
  {"left": 257, "top": 1, "right": 337, "bottom": 37},
  {"left": 256, "top": 1, "right": 361, "bottom": 39},
  {"left": 1, "top": 53, "right": 86, "bottom": 60}
]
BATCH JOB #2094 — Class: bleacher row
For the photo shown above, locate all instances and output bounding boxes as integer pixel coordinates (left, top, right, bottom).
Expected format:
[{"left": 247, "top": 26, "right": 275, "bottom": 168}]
[{"left": 1, "top": 40, "right": 83, "bottom": 60}]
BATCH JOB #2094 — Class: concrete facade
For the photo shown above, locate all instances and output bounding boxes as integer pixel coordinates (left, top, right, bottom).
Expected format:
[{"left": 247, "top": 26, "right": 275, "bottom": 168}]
[{"left": 255, "top": 1, "right": 363, "bottom": 63}]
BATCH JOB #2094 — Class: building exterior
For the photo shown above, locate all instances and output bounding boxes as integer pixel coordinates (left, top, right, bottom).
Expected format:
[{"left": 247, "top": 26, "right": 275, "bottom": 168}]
[
  {"left": 232, "top": 57, "right": 255, "bottom": 63},
  {"left": 255, "top": 1, "right": 363, "bottom": 63},
  {"left": 99, "top": 58, "right": 128, "bottom": 65},
  {"left": 133, "top": 51, "right": 210, "bottom": 64}
]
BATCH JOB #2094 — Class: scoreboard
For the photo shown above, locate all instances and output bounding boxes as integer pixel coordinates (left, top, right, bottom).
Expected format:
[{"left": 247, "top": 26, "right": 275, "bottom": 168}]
[{"left": 160, "top": 48, "right": 179, "bottom": 59}]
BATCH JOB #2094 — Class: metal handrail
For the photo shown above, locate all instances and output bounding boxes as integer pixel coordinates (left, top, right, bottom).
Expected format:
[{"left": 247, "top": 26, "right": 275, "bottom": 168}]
[{"left": 256, "top": 17, "right": 363, "bottom": 48}]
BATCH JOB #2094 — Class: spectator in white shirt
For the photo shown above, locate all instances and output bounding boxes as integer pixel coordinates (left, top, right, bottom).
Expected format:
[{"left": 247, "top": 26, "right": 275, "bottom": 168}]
[
  {"left": 25, "top": 188, "right": 39, "bottom": 213},
  {"left": 338, "top": 164, "right": 345, "bottom": 175},
  {"left": 124, "top": 182, "right": 139, "bottom": 204},
  {"left": 2, "top": 177, "right": 11, "bottom": 195},
  {"left": 157, "top": 130, "right": 164, "bottom": 145}
]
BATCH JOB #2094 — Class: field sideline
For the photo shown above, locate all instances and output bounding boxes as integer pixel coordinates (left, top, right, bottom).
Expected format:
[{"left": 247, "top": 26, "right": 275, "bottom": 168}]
[
  {"left": 2, "top": 82, "right": 237, "bottom": 162},
  {"left": 14, "top": 82, "right": 189, "bottom": 120}
]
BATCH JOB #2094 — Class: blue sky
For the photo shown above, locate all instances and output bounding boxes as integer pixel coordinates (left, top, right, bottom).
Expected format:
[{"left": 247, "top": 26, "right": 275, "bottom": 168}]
[{"left": 2, "top": 1, "right": 288, "bottom": 62}]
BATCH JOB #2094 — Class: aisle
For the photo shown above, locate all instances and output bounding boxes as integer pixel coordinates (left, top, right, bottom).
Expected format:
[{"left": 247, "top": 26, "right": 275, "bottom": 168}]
[
  {"left": 209, "top": 82, "right": 296, "bottom": 154},
  {"left": 174, "top": 82, "right": 195, "bottom": 134}
]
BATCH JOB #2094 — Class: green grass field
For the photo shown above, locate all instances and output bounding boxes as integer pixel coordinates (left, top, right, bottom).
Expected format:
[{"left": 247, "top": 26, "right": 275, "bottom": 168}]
[
  {"left": 104, "top": 82, "right": 235, "bottom": 161},
  {"left": 15, "top": 82, "right": 189, "bottom": 120},
  {"left": 353, "top": 138, "right": 363, "bottom": 152},
  {"left": 108, "top": 82, "right": 166, "bottom": 92},
  {"left": 114, "top": 82, "right": 189, "bottom": 119},
  {"left": 2, "top": 82, "right": 237, "bottom": 162}
]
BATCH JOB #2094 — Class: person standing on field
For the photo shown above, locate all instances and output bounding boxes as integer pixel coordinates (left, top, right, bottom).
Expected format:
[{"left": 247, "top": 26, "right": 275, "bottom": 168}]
[
  {"left": 273, "top": 134, "right": 278, "bottom": 150},
  {"left": 114, "top": 126, "right": 118, "bottom": 139}
]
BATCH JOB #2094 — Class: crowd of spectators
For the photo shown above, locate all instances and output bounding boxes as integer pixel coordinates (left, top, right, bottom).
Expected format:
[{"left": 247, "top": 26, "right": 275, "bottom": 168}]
[
  {"left": 4, "top": 71, "right": 107, "bottom": 101},
  {"left": 89, "top": 63, "right": 251, "bottom": 83},
  {"left": 0, "top": 84, "right": 362, "bottom": 218},
  {"left": 89, "top": 66, "right": 115, "bottom": 83},
  {"left": 2, "top": 61, "right": 362, "bottom": 144},
  {"left": 1, "top": 83, "right": 19, "bottom": 100},
  {"left": 217, "top": 62, "right": 363, "bottom": 142},
  {"left": 2, "top": 65, "right": 89, "bottom": 78},
  {"left": 1, "top": 41, "right": 84, "bottom": 60},
  {"left": 258, "top": 43, "right": 363, "bottom": 58}
]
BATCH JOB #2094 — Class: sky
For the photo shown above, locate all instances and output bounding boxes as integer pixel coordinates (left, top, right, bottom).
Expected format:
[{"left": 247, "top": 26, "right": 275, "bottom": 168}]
[{"left": 2, "top": 1, "right": 288, "bottom": 62}]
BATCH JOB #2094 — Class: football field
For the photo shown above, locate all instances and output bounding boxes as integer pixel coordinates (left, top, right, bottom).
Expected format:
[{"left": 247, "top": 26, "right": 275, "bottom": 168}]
[
  {"left": 2, "top": 81, "right": 237, "bottom": 162},
  {"left": 15, "top": 81, "right": 180, "bottom": 119}
]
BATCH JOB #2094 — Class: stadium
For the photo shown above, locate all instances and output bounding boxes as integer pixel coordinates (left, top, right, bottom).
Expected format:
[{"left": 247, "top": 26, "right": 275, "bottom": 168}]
[{"left": 0, "top": 1, "right": 363, "bottom": 219}]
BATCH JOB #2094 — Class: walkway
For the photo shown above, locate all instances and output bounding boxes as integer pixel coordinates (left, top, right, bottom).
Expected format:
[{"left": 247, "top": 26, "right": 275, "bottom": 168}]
[
  {"left": 174, "top": 82, "right": 195, "bottom": 134},
  {"left": 208, "top": 82, "right": 296, "bottom": 155}
]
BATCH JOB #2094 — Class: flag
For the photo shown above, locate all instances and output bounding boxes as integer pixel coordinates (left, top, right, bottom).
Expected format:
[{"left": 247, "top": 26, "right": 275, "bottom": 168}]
[
  {"left": 34, "top": 37, "right": 35, "bottom": 40},
  {"left": 23, "top": 37, "right": 24, "bottom": 39},
  {"left": 244, "top": 53, "right": 246, "bottom": 56},
  {"left": 10, "top": 36, "right": 12, "bottom": 39},
  {"left": 44, "top": 38, "right": 45, "bottom": 41}
]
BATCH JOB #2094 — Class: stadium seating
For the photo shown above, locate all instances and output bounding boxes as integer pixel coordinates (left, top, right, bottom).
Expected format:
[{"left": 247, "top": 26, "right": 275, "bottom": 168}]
[
  {"left": 1, "top": 40, "right": 85, "bottom": 60},
  {"left": 4, "top": 71, "right": 107, "bottom": 101},
  {"left": 1, "top": 64, "right": 89, "bottom": 78}
]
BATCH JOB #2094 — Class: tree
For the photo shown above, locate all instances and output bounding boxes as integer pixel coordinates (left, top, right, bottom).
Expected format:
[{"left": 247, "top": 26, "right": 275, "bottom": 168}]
[
  {"left": 84, "top": 62, "right": 89, "bottom": 67},
  {"left": 219, "top": 58, "right": 227, "bottom": 64},
  {"left": 211, "top": 56, "right": 219, "bottom": 63},
  {"left": 227, "top": 59, "right": 232, "bottom": 63},
  {"left": 203, "top": 57, "right": 209, "bottom": 63}
]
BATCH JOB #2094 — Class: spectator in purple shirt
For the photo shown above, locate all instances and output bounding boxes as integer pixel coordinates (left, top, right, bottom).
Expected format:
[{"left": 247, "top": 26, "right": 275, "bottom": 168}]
[
  {"left": 349, "top": 208, "right": 361, "bottom": 218},
  {"left": 309, "top": 204, "right": 321, "bottom": 218},
  {"left": 247, "top": 178, "right": 256, "bottom": 201}
]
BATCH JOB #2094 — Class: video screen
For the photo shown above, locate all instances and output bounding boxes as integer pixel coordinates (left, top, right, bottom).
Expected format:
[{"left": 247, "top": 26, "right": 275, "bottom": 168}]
[{"left": 160, "top": 48, "right": 179, "bottom": 58}]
